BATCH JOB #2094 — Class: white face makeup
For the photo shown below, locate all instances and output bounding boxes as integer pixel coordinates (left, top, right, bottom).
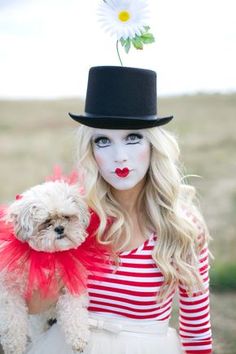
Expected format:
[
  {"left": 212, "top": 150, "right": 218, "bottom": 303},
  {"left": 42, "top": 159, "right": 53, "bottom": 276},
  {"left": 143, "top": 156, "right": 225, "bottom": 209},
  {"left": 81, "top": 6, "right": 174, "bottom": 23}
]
[{"left": 91, "top": 129, "right": 151, "bottom": 191}]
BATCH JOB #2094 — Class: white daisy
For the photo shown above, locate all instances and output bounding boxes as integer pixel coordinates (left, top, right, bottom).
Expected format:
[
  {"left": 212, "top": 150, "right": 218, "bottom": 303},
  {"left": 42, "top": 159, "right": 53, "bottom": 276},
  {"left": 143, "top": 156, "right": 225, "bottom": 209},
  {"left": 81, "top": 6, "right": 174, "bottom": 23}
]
[{"left": 98, "top": 0, "right": 150, "bottom": 40}]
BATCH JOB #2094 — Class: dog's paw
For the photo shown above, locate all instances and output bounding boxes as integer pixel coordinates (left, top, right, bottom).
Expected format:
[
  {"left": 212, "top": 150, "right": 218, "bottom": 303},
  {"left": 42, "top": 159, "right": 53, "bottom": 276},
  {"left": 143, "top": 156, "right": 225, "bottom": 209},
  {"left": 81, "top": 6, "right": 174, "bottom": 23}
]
[{"left": 72, "top": 339, "right": 88, "bottom": 353}]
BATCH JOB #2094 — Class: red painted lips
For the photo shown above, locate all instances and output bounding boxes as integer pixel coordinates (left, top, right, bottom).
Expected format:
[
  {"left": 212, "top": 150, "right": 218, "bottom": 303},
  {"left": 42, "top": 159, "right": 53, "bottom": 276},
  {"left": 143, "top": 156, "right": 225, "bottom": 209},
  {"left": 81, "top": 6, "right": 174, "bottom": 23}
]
[{"left": 115, "top": 168, "right": 130, "bottom": 177}]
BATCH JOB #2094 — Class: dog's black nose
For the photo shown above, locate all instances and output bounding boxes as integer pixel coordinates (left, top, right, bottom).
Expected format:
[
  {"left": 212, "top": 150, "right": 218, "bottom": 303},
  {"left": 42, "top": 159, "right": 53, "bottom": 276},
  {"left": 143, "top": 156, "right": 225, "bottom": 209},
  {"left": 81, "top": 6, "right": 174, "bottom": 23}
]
[{"left": 54, "top": 226, "right": 64, "bottom": 234}]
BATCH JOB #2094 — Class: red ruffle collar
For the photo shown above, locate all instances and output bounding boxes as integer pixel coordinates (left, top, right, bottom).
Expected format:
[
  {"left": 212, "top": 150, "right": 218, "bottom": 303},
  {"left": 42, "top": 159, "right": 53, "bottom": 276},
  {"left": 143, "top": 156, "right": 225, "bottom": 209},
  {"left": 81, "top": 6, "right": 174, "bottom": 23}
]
[{"left": 0, "top": 209, "right": 106, "bottom": 299}]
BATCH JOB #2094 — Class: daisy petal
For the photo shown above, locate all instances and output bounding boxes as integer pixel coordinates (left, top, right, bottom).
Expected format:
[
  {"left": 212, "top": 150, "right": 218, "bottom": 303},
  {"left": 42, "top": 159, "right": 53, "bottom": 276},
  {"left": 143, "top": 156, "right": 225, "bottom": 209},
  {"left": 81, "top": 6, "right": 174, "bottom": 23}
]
[{"left": 98, "top": 0, "right": 152, "bottom": 40}]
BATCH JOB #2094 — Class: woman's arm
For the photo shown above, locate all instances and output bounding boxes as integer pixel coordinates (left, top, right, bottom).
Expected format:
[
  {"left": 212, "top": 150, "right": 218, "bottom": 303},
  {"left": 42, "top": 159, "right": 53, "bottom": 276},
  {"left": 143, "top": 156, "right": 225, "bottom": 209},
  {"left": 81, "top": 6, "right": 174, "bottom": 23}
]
[
  {"left": 26, "top": 290, "right": 60, "bottom": 314},
  {"left": 26, "top": 278, "right": 65, "bottom": 314},
  {"left": 178, "top": 215, "right": 213, "bottom": 354}
]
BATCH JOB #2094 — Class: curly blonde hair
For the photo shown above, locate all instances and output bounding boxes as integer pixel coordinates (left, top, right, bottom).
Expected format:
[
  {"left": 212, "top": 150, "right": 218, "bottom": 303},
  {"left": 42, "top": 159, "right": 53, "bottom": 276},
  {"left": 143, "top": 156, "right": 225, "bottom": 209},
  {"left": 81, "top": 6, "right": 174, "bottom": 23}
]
[{"left": 75, "top": 125, "right": 211, "bottom": 300}]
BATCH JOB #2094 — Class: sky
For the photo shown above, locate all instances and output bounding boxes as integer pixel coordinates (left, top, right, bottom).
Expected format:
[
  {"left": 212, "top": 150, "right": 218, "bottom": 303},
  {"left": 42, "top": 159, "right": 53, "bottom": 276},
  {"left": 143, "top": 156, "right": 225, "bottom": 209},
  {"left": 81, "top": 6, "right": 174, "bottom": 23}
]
[{"left": 0, "top": 0, "right": 235, "bottom": 99}]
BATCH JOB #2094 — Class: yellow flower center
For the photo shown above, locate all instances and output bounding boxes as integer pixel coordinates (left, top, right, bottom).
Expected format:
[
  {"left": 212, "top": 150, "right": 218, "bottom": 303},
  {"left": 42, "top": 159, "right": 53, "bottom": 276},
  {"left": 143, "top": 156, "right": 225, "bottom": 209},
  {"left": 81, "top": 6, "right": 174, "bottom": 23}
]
[{"left": 118, "top": 10, "right": 130, "bottom": 22}]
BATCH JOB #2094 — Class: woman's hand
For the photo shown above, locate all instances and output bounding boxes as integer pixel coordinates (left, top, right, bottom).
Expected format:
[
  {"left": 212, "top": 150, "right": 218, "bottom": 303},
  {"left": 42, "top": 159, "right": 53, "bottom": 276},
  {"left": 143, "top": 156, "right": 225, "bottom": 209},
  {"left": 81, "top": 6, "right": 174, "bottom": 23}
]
[
  {"left": 26, "top": 279, "right": 65, "bottom": 314},
  {"left": 26, "top": 289, "right": 60, "bottom": 314}
]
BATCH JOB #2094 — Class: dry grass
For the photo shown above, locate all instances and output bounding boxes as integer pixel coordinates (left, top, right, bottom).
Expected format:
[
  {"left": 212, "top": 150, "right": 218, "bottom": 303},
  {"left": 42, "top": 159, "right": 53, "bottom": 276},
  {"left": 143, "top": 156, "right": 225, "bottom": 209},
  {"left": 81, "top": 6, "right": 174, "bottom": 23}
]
[
  {"left": 159, "top": 94, "right": 236, "bottom": 263},
  {"left": 0, "top": 93, "right": 236, "bottom": 353}
]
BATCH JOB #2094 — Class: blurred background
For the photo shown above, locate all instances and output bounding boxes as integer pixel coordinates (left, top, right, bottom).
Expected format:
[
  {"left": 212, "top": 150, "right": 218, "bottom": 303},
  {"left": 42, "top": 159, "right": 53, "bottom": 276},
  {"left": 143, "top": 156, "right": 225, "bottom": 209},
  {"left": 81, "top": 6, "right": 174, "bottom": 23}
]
[{"left": 0, "top": 0, "right": 236, "bottom": 353}]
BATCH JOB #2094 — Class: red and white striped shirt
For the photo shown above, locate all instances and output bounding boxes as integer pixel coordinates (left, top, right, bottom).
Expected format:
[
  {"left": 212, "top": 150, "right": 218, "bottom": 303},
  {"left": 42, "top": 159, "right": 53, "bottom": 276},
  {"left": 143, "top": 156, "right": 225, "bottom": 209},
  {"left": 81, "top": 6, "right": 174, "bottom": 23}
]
[{"left": 87, "top": 217, "right": 212, "bottom": 354}]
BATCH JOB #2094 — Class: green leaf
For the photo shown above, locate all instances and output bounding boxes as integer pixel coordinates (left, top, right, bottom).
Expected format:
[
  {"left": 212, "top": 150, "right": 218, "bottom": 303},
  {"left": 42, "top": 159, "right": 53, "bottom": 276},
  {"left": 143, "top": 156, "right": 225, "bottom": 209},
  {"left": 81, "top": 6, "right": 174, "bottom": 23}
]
[
  {"left": 120, "top": 37, "right": 126, "bottom": 46},
  {"left": 119, "top": 38, "right": 131, "bottom": 53},
  {"left": 131, "top": 36, "right": 143, "bottom": 50},
  {"left": 124, "top": 38, "right": 131, "bottom": 53},
  {"left": 141, "top": 33, "right": 154, "bottom": 39},
  {"left": 120, "top": 29, "right": 155, "bottom": 53},
  {"left": 140, "top": 32, "right": 155, "bottom": 44}
]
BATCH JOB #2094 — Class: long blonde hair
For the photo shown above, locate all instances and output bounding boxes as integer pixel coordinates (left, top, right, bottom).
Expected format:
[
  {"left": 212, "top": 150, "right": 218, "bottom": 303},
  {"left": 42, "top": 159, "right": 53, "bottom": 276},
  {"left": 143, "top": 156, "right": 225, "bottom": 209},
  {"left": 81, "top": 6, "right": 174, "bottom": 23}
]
[{"left": 76, "top": 125, "right": 211, "bottom": 300}]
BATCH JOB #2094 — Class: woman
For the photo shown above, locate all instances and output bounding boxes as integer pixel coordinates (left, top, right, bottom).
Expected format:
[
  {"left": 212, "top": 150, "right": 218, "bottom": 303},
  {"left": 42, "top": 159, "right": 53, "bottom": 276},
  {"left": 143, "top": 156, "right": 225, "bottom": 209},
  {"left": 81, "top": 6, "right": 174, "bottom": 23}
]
[{"left": 26, "top": 66, "right": 212, "bottom": 354}]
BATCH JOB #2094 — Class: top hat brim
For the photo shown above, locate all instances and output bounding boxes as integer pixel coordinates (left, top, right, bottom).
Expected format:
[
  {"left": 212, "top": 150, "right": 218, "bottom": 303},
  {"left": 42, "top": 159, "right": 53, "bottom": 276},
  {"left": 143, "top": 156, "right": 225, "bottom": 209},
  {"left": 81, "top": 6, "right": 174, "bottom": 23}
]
[{"left": 68, "top": 113, "right": 173, "bottom": 130}]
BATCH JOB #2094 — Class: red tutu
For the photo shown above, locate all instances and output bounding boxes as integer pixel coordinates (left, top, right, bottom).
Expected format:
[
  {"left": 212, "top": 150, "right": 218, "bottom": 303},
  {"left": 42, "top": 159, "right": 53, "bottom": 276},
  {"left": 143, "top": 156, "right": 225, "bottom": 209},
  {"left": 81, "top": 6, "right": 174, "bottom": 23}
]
[
  {"left": 0, "top": 207, "right": 107, "bottom": 300},
  {"left": 45, "top": 165, "right": 85, "bottom": 194}
]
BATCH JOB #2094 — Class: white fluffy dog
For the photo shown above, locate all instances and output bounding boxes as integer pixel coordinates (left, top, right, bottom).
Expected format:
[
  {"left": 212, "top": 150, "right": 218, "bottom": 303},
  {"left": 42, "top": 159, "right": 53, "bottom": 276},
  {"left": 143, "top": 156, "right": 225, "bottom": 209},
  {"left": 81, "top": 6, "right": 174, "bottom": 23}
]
[{"left": 0, "top": 180, "right": 92, "bottom": 354}]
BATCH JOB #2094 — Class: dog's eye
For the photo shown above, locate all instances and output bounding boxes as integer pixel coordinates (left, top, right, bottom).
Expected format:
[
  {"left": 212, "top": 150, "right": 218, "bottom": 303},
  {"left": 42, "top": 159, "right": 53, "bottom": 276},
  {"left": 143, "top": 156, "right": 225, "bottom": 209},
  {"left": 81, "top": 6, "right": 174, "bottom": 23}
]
[
  {"left": 44, "top": 219, "right": 52, "bottom": 225},
  {"left": 38, "top": 220, "right": 51, "bottom": 231},
  {"left": 64, "top": 216, "right": 70, "bottom": 220}
]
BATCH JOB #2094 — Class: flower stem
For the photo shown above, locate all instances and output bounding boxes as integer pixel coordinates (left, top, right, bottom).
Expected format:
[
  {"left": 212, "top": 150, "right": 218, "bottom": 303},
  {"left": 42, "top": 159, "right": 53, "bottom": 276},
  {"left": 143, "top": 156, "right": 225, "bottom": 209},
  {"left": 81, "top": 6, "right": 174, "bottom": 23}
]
[{"left": 116, "top": 40, "right": 123, "bottom": 66}]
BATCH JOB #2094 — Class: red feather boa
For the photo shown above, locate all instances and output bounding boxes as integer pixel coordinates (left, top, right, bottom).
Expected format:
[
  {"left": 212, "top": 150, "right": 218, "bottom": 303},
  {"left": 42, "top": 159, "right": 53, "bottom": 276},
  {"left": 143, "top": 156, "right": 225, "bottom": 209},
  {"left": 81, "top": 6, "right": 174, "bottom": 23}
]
[{"left": 0, "top": 208, "right": 107, "bottom": 300}]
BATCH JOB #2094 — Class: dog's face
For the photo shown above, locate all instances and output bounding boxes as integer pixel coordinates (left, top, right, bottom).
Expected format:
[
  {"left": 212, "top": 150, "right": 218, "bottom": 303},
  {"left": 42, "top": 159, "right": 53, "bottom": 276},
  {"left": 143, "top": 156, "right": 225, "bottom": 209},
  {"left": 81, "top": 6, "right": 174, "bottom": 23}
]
[{"left": 6, "top": 181, "right": 90, "bottom": 252}]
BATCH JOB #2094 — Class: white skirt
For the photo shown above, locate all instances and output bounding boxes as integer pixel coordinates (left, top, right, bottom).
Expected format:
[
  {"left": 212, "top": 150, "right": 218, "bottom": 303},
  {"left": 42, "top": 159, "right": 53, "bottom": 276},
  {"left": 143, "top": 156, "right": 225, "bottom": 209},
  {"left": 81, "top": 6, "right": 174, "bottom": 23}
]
[{"left": 26, "top": 313, "right": 183, "bottom": 354}]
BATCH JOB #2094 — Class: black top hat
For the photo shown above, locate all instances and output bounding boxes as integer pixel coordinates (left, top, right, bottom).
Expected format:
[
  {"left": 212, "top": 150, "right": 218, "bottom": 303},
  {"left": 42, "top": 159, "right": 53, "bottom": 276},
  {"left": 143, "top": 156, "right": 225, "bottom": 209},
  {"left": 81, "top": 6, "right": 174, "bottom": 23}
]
[{"left": 69, "top": 66, "right": 173, "bottom": 129}]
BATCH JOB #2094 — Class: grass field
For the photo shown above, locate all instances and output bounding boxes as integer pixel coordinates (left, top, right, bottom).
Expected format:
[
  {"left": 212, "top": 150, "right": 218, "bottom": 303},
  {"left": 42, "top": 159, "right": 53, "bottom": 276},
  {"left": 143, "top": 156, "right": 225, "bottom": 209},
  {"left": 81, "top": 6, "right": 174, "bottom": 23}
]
[{"left": 0, "top": 94, "right": 236, "bottom": 353}]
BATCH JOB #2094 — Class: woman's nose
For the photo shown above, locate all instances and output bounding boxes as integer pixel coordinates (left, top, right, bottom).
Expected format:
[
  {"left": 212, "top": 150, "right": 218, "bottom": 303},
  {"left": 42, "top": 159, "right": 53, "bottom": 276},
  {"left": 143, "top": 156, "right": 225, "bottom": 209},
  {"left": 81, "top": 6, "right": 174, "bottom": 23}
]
[
  {"left": 114, "top": 146, "right": 128, "bottom": 163},
  {"left": 114, "top": 158, "right": 127, "bottom": 163}
]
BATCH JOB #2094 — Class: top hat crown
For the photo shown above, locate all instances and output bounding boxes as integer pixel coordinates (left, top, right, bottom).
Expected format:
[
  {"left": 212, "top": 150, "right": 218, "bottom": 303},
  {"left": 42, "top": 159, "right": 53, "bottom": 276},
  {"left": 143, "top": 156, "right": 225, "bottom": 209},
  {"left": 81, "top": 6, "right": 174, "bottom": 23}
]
[{"left": 69, "top": 66, "right": 173, "bottom": 129}]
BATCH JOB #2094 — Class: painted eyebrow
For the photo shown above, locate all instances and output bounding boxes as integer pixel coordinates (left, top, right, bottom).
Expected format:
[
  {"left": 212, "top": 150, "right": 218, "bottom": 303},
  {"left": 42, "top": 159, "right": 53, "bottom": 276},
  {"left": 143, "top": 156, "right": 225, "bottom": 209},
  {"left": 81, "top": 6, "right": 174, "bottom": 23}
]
[
  {"left": 126, "top": 132, "right": 143, "bottom": 138},
  {"left": 92, "top": 132, "right": 143, "bottom": 141}
]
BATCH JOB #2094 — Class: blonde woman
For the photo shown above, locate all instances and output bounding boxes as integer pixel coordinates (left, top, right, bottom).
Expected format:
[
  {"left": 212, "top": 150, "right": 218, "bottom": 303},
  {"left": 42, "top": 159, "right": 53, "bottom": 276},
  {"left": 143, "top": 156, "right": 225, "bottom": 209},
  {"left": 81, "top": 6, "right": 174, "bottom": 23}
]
[{"left": 26, "top": 66, "right": 212, "bottom": 354}]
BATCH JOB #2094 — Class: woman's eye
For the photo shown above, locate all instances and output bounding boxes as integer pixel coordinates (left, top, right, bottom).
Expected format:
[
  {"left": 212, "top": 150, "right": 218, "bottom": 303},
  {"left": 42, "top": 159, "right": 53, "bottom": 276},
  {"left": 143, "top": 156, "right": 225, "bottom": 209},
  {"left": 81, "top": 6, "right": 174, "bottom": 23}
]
[
  {"left": 126, "top": 133, "right": 143, "bottom": 144},
  {"left": 94, "top": 136, "right": 110, "bottom": 147}
]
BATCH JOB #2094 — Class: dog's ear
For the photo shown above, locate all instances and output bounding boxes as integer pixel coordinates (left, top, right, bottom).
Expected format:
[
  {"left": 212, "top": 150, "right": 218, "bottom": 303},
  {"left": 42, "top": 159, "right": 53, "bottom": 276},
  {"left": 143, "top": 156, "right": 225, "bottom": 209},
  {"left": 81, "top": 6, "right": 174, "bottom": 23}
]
[{"left": 8, "top": 200, "right": 39, "bottom": 241}]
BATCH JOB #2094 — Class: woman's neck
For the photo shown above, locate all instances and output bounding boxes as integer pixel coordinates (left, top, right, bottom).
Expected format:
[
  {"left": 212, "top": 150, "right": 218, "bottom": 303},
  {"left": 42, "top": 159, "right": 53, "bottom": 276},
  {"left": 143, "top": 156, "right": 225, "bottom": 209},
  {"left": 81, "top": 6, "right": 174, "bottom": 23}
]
[{"left": 111, "top": 178, "right": 145, "bottom": 214}]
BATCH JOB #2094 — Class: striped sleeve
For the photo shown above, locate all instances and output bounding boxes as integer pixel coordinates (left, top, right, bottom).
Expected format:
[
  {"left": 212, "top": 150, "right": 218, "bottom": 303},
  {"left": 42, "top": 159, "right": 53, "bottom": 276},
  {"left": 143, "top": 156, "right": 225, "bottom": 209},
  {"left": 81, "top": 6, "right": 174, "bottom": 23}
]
[{"left": 178, "top": 219, "right": 212, "bottom": 354}]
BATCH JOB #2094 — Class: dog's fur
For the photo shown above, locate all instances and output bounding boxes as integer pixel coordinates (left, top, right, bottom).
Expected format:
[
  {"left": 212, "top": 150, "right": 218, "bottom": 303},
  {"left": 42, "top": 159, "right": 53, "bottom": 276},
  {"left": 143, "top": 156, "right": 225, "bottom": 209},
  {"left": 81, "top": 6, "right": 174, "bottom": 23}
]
[{"left": 0, "top": 181, "right": 91, "bottom": 354}]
